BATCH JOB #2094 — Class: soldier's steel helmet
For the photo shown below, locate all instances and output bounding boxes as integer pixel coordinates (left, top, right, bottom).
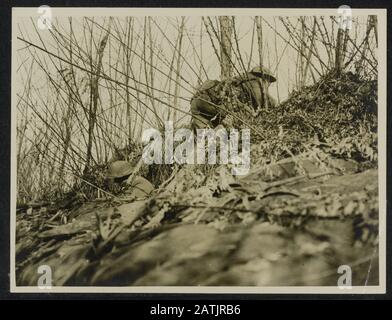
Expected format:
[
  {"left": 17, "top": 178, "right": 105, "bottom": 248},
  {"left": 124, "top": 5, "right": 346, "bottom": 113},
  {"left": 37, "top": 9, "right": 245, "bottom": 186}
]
[
  {"left": 106, "top": 161, "right": 134, "bottom": 179},
  {"left": 233, "top": 72, "right": 258, "bottom": 84},
  {"left": 249, "top": 66, "right": 277, "bottom": 83},
  {"left": 197, "top": 79, "right": 220, "bottom": 92}
]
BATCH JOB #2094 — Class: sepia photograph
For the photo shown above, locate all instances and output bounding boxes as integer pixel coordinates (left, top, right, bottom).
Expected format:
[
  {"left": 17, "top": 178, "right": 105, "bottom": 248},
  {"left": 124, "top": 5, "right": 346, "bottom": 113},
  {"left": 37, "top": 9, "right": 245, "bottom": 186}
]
[{"left": 11, "top": 7, "right": 386, "bottom": 293}]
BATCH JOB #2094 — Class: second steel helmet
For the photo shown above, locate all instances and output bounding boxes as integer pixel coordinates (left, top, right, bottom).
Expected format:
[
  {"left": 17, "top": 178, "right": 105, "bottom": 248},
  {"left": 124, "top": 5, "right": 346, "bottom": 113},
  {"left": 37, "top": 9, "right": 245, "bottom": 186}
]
[{"left": 106, "top": 161, "right": 134, "bottom": 179}]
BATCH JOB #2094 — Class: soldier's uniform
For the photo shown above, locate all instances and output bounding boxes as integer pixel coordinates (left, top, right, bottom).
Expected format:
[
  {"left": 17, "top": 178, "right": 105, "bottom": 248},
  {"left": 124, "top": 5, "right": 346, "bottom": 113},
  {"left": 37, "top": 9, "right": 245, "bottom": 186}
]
[
  {"left": 190, "top": 80, "right": 223, "bottom": 130},
  {"left": 190, "top": 66, "right": 277, "bottom": 130},
  {"left": 106, "top": 161, "right": 154, "bottom": 198},
  {"left": 235, "top": 66, "right": 277, "bottom": 111},
  {"left": 123, "top": 175, "right": 154, "bottom": 198}
]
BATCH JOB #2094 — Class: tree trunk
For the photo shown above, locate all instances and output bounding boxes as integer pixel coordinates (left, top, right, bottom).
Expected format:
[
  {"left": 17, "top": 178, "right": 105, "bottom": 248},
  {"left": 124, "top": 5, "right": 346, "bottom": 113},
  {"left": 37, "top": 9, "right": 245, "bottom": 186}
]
[
  {"left": 357, "top": 15, "right": 376, "bottom": 74},
  {"left": 255, "top": 17, "right": 263, "bottom": 68},
  {"left": 173, "top": 17, "right": 185, "bottom": 125},
  {"left": 58, "top": 20, "right": 74, "bottom": 192},
  {"left": 335, "top": 27, "right": 346, "bottom": 74},
  {"left": 255, "top": 17, "right": 270, "bottom": 109},
  {"left": 84, "top": 30, "right": 109, "bottom": 176},
  {"left": 303, "top": 17, "right": 317, "bottom": 86},
  {"left": 219, "top": 16, "right": 233, "bottom": 80},
  {"left": 125, "top": 17, "right": 133, "bottom": 147}
]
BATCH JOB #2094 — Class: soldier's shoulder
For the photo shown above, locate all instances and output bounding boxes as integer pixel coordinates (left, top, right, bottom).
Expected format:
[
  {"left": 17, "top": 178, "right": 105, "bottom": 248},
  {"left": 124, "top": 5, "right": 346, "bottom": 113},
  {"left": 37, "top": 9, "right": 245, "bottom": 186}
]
[
  {"left": 126, "top": 175, "right": 153, "bottom": 188},
  {"left": 124, "top": 175, "right": 154, "bottom": 198}
]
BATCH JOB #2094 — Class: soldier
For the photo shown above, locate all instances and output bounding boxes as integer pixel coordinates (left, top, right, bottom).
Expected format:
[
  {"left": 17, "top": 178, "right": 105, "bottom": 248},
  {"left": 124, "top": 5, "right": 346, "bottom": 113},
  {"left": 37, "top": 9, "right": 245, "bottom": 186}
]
[
  {"left": 237, "top": 66, "right": 277, "bottom": 111},
  {"left": 190, "top": 79, "right": 223, "bottom": 130},
  {"left": 106, "top": 160, "right": 154, "bottom": 198},
  {"left": 190, "top": 66, "right": 277, "bottom": 130}
]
